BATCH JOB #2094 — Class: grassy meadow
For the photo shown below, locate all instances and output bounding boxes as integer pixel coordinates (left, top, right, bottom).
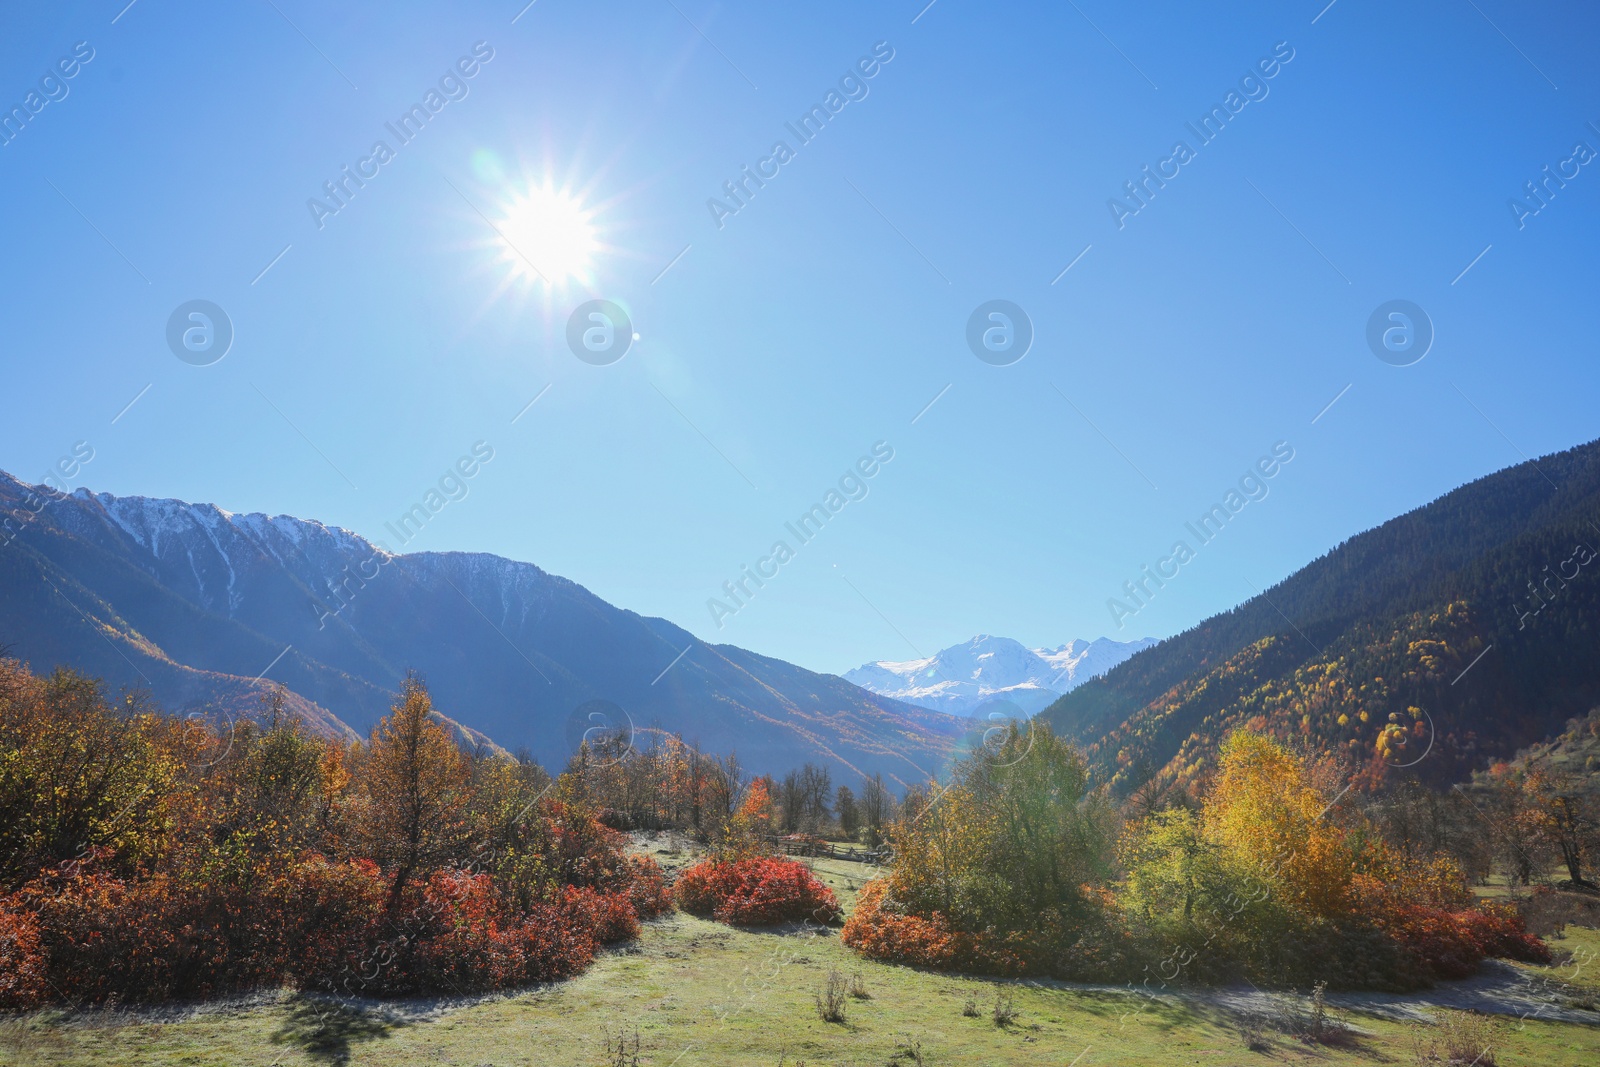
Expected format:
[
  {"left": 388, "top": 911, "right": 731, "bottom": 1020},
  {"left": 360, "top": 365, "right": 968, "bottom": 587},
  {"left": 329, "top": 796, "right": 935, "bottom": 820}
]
[{"left": 3, "top": 838, "right": 1597, "bottom": 1067}]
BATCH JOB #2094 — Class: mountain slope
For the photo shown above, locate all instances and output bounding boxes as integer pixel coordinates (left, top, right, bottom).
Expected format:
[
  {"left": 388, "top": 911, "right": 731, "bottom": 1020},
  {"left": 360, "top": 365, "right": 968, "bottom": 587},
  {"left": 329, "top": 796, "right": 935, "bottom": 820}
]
[
  {"left": 844, "top": 635, "right": 1155, "bottom": 715},
  {"left": 0, "top": 472, "right": 960, "bottom": 785},
  {"left": 1039, "top": 438, "right": 1600, "bottom": 793}
]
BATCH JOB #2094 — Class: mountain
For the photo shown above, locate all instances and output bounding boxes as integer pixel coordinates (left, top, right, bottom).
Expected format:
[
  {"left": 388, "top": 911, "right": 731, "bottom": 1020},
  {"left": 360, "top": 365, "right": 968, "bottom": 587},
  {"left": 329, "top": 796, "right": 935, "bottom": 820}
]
[
  {"left": 1038, "top": 437, "right": 1600, "bottom": 795},
  {"left": 844, "top": 634, "right": 1157, "bottom": 716},
  {"left": 0, "top": 471, "right": 962, "bottom": 786}
]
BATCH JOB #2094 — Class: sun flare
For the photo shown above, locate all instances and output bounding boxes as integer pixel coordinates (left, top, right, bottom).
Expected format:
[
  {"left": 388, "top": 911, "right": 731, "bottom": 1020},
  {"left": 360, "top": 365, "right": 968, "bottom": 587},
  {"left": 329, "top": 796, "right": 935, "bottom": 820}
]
[{"left": 493, "top": 183, "right": 599, "bottom": 285}]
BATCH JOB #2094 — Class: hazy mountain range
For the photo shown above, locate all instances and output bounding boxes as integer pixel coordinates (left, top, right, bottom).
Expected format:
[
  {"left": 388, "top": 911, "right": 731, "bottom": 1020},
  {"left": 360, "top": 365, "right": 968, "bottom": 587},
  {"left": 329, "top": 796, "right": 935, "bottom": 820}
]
[
  {"left": 844, "top": 635, "right": 1157, "bottom": 716},
  {"left": 0, "top": 471, "right": 963, "bottom": 786}
]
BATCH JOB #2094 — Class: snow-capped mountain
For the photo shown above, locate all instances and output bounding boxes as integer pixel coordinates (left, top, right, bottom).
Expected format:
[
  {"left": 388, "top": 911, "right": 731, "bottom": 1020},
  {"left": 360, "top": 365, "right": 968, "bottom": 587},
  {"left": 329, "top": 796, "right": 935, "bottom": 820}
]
[{"left": 843, "top": 634, "right": 1158, "bottom": 716}]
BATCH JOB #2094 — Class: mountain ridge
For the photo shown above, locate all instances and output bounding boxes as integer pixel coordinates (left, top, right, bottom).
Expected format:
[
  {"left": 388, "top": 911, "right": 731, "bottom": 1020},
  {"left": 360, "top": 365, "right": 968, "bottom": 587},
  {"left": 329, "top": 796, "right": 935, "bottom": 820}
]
[{"left": 0, "top": 471, "right": 961, "bottom": 785}]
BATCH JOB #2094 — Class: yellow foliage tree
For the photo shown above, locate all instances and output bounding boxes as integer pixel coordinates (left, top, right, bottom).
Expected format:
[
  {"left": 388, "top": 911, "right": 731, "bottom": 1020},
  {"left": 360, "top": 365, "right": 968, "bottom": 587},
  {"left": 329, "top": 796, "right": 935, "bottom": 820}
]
[
  {"left": 0, "top": 662, "right": 188, "bottom": 888},
  {"left": 1204, "top": 732, "right": 1353, "bottom": 918}
]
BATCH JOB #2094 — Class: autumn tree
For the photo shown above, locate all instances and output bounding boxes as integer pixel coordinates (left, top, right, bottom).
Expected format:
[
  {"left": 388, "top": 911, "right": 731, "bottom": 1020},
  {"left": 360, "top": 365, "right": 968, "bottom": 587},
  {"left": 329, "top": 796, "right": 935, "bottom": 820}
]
[
  {"left": 884, "top": 782, "right": 993, "bottom": 922},
  {"left": 882, "top": 722, "right": 1114, "bottom": 939},
  {"left": 1481, "top": 764, "right": 1550, "bottom": 887},
  {"left": 800, "top": 763, "right": 832, "bottom": 833},
  {"left": 1123, "top": 808, "right": 1225, "bottom": 924},
  {"left": 1204, "top": 731, "right": 1355, "bottom": 919},
  {"left": 1523, "top": 764, "right": 1600, "bottom": 888},
  {"left": 898, "top": 782, "right": 930, "bottom": 827},
  {"left": 774, "top": 769, "right": 802, "bottom": 833},
  {"left": 681, "top": 742, "right": 707, "bottom": 831},
  {"left": 714, "top": 776, "right": 774, "bottom": 859},
  {"left": 359, "top": 674, "right": 470, "bottom": 911},
  {"left": 960, "top": 722, "right": 1114, "bottom": 929},
  {"left": 0, "top": 662, "right": 185, "bottom": 888},
  {"left": 1119, "top": 805, "right": 1274, "bottom": 965},
  {"left": 209, "top": 686, "right": 328, "bottom": 866},
  {"left": 466, "top": 743, "right": 553, "bottom": 865},
  {"left": 698, "top": 752, "right": 742, "bottom": 838}
]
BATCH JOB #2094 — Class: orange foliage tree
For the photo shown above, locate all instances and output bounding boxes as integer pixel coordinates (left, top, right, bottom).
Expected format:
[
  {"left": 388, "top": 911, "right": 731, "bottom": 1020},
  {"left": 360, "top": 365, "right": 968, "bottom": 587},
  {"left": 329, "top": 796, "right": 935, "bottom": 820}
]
[{"left": 712, "top": 775, "right": 774, "bottom": 859}]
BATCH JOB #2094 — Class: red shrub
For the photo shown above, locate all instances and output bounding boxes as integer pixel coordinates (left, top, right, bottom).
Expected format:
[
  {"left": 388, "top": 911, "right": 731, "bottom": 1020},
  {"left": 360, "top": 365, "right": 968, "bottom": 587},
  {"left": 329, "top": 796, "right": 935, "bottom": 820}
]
[
  {"left": 17, "top": 854, "right": 387, "bottom": 1004},
  {"left": 1457, "top": 902, "right": 1549, "bottom": 965},
  {"left": 616, "top": 854, "right": 672, "bottom": 920},
  {"left": 275, "top": 856, "right": 389, "bottom": 985},
  {"left": 303, "top": 867, "right": 600, "bottom": 998},
  {"left": 404, "top": 870, "right": 529, "bottom": 993},
  {"left": 840, "top": 880, "right": 1029, "bottom": 976},
  {"left": 536, "top": 800, "right": 633, "bottom": 887},
  {"left": 675, "top": 857, "right": 840, "bottom": 926},
  {"left": 407, "top": 869, "right": 604, "bottom": 993},
  {"left": 561, "top": 885, "right": 639, "bottom": 945},
  {"left": 1350, "top": 873, "right": 1550, "bottom": 984},
  {"left": 1378, "top": 905, "right": 1485, "bottom": 981},
  {"left": 13, "top": 851, "right": 625, "bottom": 1004},
  {"left": 23, "top": 867, "right": 188, "bottom": 1003},
  {"left": 0, "top": 897, "right": 48, "bottom": 1010}
]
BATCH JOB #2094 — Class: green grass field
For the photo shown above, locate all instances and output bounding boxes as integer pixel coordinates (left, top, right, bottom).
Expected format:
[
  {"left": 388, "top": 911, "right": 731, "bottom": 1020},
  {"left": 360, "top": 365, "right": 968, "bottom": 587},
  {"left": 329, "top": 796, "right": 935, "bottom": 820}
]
[
  {"left": 1511, "top": 925, "right": 1600, "bottom": 1010},
  {"left": 2, "top": 841, "right": 1597, "bottom": 1067}
]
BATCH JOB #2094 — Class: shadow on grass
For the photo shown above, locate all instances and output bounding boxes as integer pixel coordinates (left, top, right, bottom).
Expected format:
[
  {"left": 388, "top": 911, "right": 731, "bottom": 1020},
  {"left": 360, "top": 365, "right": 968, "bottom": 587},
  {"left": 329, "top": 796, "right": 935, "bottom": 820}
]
[
  {"left": 1211, "top": 1003, "right": 1398, "bottom": 1064},
  {"left": 271, "top": 994, "right": 406, "bottom": 1066}
]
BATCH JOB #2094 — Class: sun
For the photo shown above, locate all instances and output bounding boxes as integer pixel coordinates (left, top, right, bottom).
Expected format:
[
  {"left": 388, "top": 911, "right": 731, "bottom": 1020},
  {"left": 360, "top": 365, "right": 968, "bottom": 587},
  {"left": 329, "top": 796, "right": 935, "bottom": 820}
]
[{"left": 493, "top": 183, "right": 599, "bottom": 286}]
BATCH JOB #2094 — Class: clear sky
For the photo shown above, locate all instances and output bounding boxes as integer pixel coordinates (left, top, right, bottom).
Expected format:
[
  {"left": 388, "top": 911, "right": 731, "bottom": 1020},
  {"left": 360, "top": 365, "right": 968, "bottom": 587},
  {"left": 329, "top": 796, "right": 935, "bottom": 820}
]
[{"left": 2, "top": 1, "right": 1597, "bottom": 675}]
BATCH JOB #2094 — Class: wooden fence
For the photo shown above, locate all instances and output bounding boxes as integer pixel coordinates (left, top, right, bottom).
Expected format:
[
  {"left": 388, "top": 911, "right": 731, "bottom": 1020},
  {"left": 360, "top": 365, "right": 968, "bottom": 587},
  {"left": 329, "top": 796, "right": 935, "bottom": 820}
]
[{"left": 767, "top": 836, "right": 889, "bottom": 865}]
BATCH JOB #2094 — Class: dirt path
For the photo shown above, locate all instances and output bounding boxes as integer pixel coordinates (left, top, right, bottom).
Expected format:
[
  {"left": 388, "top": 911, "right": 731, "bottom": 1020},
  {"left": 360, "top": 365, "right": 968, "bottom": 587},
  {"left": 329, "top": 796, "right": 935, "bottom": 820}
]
[{"left": 1203, "top": 960, "right": 1600, "bottom": 1026}]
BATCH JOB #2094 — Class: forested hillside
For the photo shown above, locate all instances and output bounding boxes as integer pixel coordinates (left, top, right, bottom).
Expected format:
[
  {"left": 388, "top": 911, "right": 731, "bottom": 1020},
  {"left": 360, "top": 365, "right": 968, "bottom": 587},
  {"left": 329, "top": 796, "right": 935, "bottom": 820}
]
[{"left": 1041, "top": 438, "right": 1600, "bottom": 794}]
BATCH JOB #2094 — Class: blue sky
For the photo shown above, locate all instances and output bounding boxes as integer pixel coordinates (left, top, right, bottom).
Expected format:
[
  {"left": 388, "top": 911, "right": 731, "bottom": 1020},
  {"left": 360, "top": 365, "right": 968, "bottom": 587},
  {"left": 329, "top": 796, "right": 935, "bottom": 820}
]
[{"left": 2, "top": 0, "right": 1597, "bottom": 675}]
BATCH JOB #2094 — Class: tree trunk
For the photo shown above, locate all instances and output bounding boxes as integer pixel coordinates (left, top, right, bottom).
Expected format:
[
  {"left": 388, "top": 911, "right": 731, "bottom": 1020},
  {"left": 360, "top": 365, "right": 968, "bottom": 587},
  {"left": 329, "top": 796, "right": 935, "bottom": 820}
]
[{"left": 385, "top": 863, "right": 413, "bottom": 916}]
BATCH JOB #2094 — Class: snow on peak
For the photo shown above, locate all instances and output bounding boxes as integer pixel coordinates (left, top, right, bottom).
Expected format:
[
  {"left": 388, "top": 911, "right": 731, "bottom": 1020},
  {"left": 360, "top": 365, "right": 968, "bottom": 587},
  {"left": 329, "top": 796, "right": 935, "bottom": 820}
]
[
  {"left": 843, "top": 634, "right": 1157, "bottom": 716},
  {"left": 59, "top": 484, "right": 385, "bottom": 617}
]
